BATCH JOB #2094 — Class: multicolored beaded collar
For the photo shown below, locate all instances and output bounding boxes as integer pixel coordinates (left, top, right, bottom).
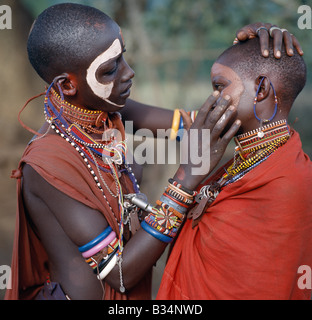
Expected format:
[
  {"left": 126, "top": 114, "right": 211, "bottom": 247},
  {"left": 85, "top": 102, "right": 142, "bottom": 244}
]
[
  {"left": 223, "top": 119, "right": 290, "bottom": 184},
  {"left": 44, "top": 82, "right": 127, "bottom": 162},
  {"left": 235, "top": 119, "right": 290, "bottom": 155},
  {"left": 49, "top": 88, "right": 109, "bottom": 133}
]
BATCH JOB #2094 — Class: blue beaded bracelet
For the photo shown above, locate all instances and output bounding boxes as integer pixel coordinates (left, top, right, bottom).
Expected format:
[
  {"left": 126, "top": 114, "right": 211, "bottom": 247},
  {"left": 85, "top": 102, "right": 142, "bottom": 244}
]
[
  {"left": 141, "top": 221, "right": 173, "bottom": 243},
  {"left": 78, "top": 226, "right": 113, "bottom": 253},
  {"left": 160, "top": 194, "right": 188, "bottom": 215}
]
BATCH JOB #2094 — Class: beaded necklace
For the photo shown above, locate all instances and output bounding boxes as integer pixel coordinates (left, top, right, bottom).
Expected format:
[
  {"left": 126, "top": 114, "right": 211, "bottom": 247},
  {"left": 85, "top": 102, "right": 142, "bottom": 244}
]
[
  {"left": 50, "top": 88, "right": 109, "bottom": 134},
  {"left": 235, "top": 119, "right": 289, "bottom": 154},
  {"left": 192, "top": 119, "right": 291, "bottom": 224},
  {"left": 43, "top": 83, "right": 140, "bottom": 286},
  {"left": 222, "top": 119, "right": 290, "bottom": 184}
]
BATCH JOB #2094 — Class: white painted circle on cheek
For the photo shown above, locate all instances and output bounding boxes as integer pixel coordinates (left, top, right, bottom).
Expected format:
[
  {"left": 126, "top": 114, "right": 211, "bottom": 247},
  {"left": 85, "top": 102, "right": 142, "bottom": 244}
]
[{"left": 86, "top": 38, "right": 122, "bottom": 101}]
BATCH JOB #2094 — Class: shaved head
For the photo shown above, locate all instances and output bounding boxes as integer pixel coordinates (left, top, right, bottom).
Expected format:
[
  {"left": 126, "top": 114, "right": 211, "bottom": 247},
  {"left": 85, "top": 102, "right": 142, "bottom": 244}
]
[
  {"left": 27, "top": 3, "right": 118, "bottom": 83},
  {"left": 216, "top": 38, "right": 306, "bottom": 106}
]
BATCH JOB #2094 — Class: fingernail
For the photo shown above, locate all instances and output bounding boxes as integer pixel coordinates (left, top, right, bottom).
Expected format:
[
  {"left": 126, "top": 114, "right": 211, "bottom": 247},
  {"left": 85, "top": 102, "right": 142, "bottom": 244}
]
[
  {"left": 289, "top": 48, "right": 294, "bottom": 55},
  {"left": 213, "top": 90, "right": 220, "bottom": 97},
  {"left": 263, "top": 49, "right": 269, "bottom": 57},
  {"left": 224, "top": 95, "right": 230, "bottom": 101},
  {"left": 276, "top": 50, "right": 281, "bottom": 58},
  {"left": 235, "top": 120, "right": 241, "bottom": 125},
  {"left": 228, "top": 105, "right": 235, "bottom": 111}
]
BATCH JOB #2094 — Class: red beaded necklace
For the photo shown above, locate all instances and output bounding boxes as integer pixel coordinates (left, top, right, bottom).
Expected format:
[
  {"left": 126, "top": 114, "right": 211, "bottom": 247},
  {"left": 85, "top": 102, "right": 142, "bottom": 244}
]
[{"left": 49, "top": 88, "right": 110, "bottom": 134}]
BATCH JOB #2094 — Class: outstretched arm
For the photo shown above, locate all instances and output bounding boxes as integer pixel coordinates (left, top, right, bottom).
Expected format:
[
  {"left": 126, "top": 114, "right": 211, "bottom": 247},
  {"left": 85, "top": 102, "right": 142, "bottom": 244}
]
[{"left": 122, "top": 98, "right": 173, "bottom": 134}]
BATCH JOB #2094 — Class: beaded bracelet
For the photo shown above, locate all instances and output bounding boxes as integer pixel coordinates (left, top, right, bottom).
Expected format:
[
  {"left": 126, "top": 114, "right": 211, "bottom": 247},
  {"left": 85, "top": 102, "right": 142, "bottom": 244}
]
[
  {"left": 144, "top": 216, "right": 178, "bottom": 238},
  {"left": 85, "top": 258, "right": 97, "bottom": 270},
  {"left": 156, "top": 200, "right": 185, "bottom": 221},
  {"left": 129, "top": 183, "right": 194, "bottom": 243},
  {"left": 141, "top": 194, "right": 187, "bottom": 242},
  {"left": 168, "top": 183, "right": 194, "bottom": 200},
  {"left": 84, "top": 237, "right": 118, "bottom": 270},
  {"left": 82, "top": 231, "right": 116, "bottom": 259},
  {"left": 141, "top": 221, "right": 173, "bottom": 243},
  {"left": 78, "top": 226, "right": 112, "bottom": 253},
  {"left": 168, "top": 178, "right": 196, "bottom": 197},
  {"left": 160, "top": 194, "right": 189, "bottom": 214},
  {"left": 146, "top": 208, "right": 181, "bottom": 232},
  {"left": 165, "top": 186, "right": 194, "bottom": 205},
  {"left": 162, "top": 191, "right": 190, "bottom": 208},
  {"left": 107, "top": 237, "right": 119, "bottom": 255},
  {"left": 97, "top": 254, "right": 118, "bottom": 280},
  {"left": 140, "top": 179, "right": 198, "bottom": 242}
]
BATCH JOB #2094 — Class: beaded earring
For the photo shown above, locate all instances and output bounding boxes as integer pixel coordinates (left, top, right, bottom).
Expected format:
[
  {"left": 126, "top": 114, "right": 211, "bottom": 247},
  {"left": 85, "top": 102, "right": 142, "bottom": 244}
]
[{"left": 253, "top": 77, "right": 278, "bottom": 138}]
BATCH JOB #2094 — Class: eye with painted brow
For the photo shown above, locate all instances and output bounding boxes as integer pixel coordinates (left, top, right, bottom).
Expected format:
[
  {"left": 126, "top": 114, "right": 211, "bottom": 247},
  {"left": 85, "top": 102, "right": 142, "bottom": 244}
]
[
  {"left": 98, "top": 48, "right": 127, "bottom": 77},
  {"left": 86, "top": 38, "right": 127, "bottom": 105},
  {"left": 102, "top": 62, "right": 118, "bottom": 76}
]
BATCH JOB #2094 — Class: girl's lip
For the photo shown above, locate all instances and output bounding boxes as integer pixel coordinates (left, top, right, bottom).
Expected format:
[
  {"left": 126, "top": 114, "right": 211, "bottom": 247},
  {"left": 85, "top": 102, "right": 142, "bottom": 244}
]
[
  {"left": 120, "top": 83, "right": 132, "bottom": 97},
  {"left": 120, "top": 88, "right": 131, "bottom": 98}
]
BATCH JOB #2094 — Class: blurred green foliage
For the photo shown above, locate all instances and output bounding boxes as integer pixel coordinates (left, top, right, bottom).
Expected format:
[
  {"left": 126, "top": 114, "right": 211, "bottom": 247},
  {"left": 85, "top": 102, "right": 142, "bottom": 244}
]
[{"left": 21, "top": 0, "right": 312, "bottom": 79}]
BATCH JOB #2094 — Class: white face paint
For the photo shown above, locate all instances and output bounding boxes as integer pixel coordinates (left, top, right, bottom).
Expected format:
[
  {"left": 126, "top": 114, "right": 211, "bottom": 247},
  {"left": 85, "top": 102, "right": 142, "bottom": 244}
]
[{"left": 86, "top": 38, "right": 125, "bottom": 107}]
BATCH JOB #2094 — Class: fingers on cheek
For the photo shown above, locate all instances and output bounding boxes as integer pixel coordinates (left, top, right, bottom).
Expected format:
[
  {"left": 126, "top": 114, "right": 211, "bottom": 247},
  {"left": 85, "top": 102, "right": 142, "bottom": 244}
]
[
  {"left": 203, "top": 94, "right": 219, "bottom": 113},
  {"left": 223, "top": 119, "right": 241, "bottom": 141},
  {"left": 196, "top": 92, "right": 220, "bottom": 124},
  {"left": 213, "top": 106, "right": 236, "bottom": 133}
]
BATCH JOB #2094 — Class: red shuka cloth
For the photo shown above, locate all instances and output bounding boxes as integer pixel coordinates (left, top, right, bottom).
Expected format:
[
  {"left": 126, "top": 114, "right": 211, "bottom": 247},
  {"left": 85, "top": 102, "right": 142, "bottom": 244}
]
[
  {"left": 5, "top": 133, "right": 151, "bottom": 300},
  {"left": 157, "top": 131, "right": 312, "bottom": 300}
]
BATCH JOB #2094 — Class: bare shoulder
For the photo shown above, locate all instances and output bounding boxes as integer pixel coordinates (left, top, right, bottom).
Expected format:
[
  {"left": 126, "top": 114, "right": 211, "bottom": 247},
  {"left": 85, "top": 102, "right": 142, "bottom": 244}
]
[
  {"left": 21, "top": 164, "right": 105, "bottom": 299},
  {"left": 22, "top": 163, "right": 108, "bottom": 247},
  {"left": 22, "top": 163, "right": 51, "bottom": 196}
]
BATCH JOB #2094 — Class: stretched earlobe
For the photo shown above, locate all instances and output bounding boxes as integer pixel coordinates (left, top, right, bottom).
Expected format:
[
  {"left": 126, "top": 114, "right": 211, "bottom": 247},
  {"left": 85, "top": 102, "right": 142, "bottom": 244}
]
[
  {"left": 255, "top": 76, "right": 270, "bottom": 102},
  {"left": 53, "top": 73, "right": 77, "bottom": 96},
  {"left": 253, "top": 76, "right": 278, "bottom": 137}
]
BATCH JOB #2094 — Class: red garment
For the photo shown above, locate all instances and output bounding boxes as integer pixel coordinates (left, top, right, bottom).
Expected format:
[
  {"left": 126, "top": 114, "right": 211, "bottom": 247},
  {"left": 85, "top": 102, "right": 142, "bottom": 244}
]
[
  {"left": 5, "top": 133, "right": 151, "bottom": 300},
  {"left": 157, "top": 131, "right": 312, "bottom": 300}
]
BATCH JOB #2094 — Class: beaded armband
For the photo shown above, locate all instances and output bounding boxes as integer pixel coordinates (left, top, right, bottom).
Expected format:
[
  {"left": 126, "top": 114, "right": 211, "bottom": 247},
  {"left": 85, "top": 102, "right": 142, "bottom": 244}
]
[{"left": 128, "top": 179, "right": 197, "bottom": 243}]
